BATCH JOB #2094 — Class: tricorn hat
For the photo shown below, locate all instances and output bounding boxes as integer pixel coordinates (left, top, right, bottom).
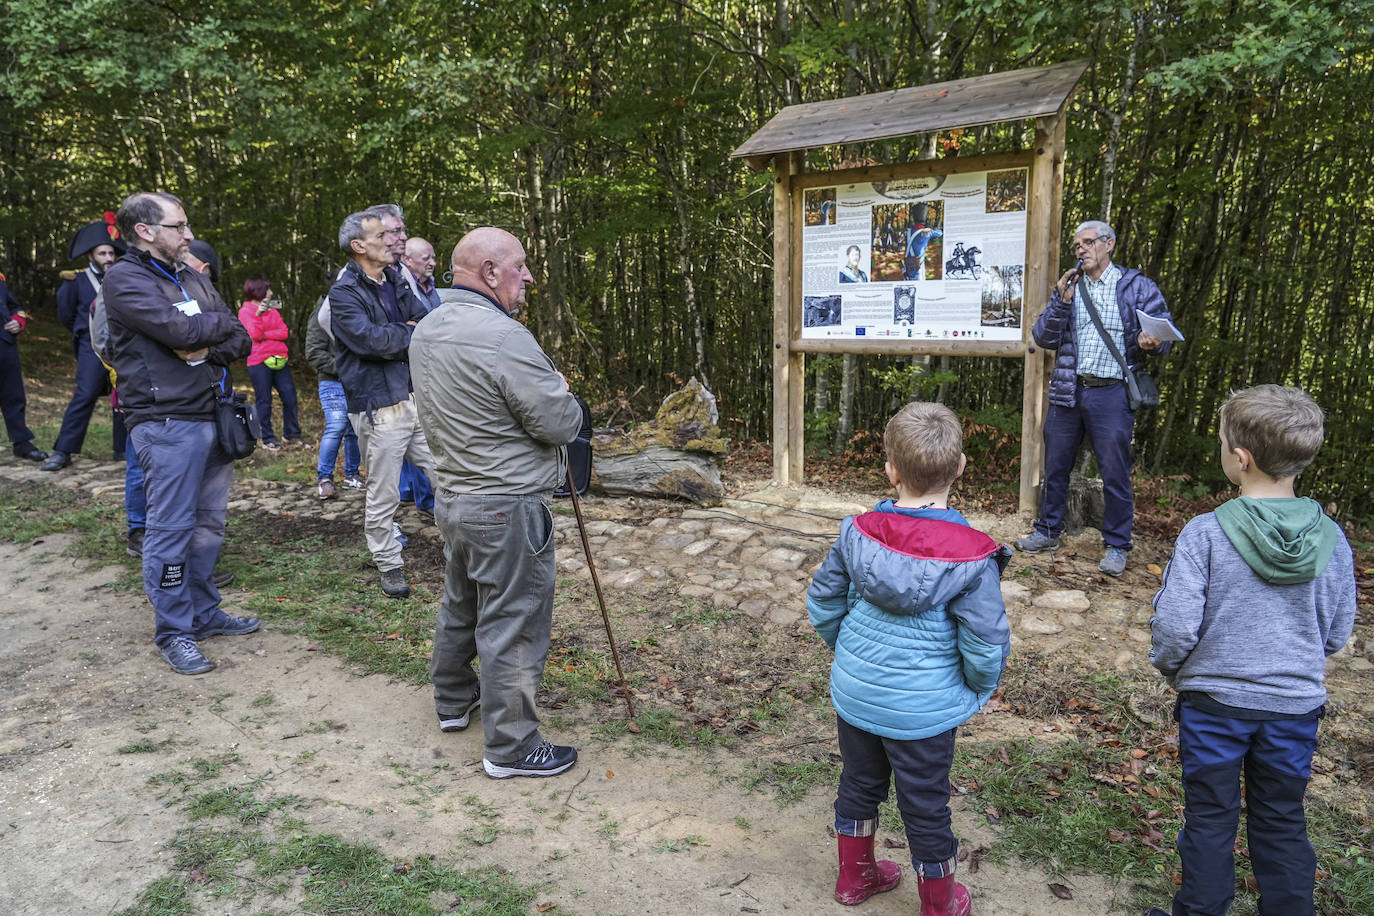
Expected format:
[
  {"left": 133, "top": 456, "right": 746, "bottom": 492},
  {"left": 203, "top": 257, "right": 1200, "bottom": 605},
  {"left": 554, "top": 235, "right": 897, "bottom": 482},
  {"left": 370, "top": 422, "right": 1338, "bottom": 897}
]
[{"left": 68, "top": 212, "right": 125, "bottom": 260}]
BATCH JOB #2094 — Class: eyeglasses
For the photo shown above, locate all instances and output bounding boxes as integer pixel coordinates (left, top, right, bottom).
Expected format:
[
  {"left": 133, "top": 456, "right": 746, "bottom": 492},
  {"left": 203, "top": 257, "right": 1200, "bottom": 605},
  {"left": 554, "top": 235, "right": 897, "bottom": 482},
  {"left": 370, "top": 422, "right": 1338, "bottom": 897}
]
[
  {"left": 1073, "top": 236, "right": 1108, "bottom": 252},
  {"left": 147, "top": 222, "right": 193, "bottom": 236}
]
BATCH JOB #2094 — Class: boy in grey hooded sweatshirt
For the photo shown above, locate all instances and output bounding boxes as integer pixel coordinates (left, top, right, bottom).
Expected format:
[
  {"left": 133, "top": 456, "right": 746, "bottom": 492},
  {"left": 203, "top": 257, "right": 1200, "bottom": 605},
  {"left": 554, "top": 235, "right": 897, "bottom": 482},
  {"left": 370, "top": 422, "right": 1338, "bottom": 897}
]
[{"left": 1146, "top": 385, "right": 1355, "bottom": 916}]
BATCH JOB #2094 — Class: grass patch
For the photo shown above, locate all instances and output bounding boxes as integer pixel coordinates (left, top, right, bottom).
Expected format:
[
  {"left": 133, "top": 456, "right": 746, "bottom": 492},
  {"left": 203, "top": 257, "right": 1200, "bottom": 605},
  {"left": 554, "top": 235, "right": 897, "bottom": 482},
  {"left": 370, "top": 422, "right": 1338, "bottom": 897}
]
[
  {"left": 118, "top": 780, "right": 538, "bottom": 916},
  {"left": 740, "top": 758, "right": 837, "bottom": 806}
]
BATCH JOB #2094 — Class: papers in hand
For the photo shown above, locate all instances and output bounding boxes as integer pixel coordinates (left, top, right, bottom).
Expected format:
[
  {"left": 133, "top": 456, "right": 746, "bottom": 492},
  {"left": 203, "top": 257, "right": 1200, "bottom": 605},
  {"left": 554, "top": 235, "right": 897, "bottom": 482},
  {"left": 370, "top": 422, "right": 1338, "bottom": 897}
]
[{"left": 1135, "top": 310, "right": 1184, "bottom": 342}]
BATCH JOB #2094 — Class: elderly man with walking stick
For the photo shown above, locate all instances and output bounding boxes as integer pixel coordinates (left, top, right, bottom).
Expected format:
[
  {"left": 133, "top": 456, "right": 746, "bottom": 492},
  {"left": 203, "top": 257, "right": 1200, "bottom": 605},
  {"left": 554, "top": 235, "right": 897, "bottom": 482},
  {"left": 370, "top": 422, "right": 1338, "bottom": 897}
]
[{"left": 410, "top": 227, "right": 585, "bottom": 779}]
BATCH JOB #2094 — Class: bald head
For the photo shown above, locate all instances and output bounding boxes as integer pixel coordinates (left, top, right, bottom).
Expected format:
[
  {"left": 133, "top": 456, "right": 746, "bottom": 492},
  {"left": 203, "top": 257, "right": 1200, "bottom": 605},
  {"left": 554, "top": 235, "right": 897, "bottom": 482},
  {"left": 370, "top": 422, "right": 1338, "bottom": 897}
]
[
  {"left": 449, "top": 228, "right": 533, "bottom": 314},
  {"left": 402, "top": 237, "right": 436, "bottom": 283}
]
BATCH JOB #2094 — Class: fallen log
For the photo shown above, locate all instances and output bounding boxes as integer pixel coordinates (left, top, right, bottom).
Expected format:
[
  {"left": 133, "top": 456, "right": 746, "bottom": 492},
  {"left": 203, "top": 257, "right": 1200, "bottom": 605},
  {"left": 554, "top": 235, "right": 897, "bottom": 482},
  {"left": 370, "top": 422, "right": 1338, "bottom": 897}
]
[{"left": 592, "top": 378, "right": 727, "bottom": 505}]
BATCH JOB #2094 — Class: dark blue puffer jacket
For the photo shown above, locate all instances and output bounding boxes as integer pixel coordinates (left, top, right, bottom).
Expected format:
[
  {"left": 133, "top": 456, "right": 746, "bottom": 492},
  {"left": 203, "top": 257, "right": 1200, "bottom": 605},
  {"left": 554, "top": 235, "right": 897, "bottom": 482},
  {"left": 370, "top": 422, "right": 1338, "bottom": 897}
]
[{"left": 1032, "top": 267, "right": 1173, "bottom": 408}]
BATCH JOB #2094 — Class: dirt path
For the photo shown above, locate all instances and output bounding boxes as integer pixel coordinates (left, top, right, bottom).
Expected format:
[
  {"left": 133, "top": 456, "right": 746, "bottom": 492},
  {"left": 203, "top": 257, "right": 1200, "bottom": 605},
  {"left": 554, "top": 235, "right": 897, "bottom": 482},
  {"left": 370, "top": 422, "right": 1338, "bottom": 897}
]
[{"left": 1, "top": 531, "right": 1128, "bottom": 916}]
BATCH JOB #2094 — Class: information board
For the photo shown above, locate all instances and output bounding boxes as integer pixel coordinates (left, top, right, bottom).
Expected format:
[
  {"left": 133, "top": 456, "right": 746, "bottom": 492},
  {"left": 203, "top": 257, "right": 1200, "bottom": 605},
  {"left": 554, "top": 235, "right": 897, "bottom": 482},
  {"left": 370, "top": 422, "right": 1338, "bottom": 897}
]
[{"left": 798, "top": 167, "right": 1028, "bottom": 343}]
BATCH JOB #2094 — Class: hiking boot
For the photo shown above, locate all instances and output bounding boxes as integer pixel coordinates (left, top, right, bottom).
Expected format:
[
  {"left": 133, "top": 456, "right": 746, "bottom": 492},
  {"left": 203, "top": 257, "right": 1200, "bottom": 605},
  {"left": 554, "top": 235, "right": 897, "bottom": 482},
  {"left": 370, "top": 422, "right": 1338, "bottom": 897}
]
[
  {"left": 438, "top": 694, "right": 481, "bottom": 732},
  {"left": 916, "top": 867, "right": 971, "bottom": 916},
  {"left": 212, "top": 569, "right": 235, "bottom": 589},
  {"left": 1099, "top": 547, "right": 1129, "bottom": 577},
  {"left": 13, "top": 441, "right": 47, "bottom": 462},
  {"left": 317, "top": 478, "right": 336, "bottom": 500},
  {"left": 161, "top": 637, "right": 214, "bottom": 675},
  {"left": 196, "top": 611, "right": 261, "bottom": 639},
  {"left": 40, "top": 450, "right": 71, "bottom": 471},
  {"left": 835, "top": 833, "right": 901, "bottom": 906},
  {"left": 483, "top": 740, "right": 577, "bottom": 779},
  {"left": 126, "top": 529, "right": 145, "bottom": 558},
  {"left": 380, "top": 567, "right": 409, "bottom": 598},
  {"left": 342, "top": 476, "right": 365, "bottom": 490},
  {"left": 1014, "top": 530, "right": 1060, "bottom": 553}
]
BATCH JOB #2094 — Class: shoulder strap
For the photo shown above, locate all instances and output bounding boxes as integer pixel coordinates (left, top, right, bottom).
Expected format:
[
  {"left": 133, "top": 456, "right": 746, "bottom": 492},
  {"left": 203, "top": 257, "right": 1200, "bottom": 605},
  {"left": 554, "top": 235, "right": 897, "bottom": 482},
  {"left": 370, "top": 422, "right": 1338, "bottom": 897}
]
[{"left": 1076, "top": 275, "right": 1143, "bottom": 403}]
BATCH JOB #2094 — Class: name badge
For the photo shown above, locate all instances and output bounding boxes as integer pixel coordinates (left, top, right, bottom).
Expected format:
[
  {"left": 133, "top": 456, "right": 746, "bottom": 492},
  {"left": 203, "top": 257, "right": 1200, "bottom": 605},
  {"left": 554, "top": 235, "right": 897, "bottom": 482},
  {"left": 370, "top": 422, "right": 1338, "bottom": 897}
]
[{"left": 173, "top": 298, "right": 201, "bottom": 316}]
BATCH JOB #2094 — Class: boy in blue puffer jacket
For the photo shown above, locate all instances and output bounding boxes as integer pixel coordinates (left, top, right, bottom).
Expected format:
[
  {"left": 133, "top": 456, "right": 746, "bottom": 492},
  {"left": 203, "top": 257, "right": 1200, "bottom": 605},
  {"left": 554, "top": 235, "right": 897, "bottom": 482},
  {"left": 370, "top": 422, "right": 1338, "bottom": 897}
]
[{"left": 808, "top": 401, "right": 1011, "bottom": 914}]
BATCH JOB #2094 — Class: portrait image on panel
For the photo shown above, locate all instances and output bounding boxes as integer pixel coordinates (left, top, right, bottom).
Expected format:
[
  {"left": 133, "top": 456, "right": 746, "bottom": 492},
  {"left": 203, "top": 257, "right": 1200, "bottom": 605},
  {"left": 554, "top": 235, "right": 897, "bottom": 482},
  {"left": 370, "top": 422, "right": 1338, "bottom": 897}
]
[
  {"left": 839, "top": 244, "right": 869, "bottom": 283},
  {"left": 985, "top": 169, "right": 1027, "bottom": 213},
  {"left": 870, "top": 201, "right": 944, "bottom": 282},
  {"left": 893, "top": 286, "right": 916, "bottom": 325},
  {"left": 805, "top": 187, "right": 837, "bottom": 226},
  {"left": 944, "top": 241, "right": 982, "bottom": 281},
  {"left": 804, "top": 295, "right": 843, "bottom": 328},
  {"left": 981, "top": 264, "right": 1024, "bottom": 328}
]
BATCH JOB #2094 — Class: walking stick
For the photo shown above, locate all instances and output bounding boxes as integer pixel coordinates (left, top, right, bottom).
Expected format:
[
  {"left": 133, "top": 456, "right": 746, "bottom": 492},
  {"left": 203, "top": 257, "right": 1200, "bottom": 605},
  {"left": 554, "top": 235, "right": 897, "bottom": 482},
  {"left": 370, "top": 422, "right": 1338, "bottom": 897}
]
[{"left": 567, "top": 481, "right": 637, "bottom": 724}]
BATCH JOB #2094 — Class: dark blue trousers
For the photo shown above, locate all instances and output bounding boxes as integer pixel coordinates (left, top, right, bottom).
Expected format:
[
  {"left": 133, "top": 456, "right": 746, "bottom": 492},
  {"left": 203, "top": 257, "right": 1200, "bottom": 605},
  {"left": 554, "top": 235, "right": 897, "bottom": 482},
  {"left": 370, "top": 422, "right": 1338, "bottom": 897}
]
[
  {"left": 1172, "top": 698, "right": 1319, "bottom": 916},
  {"left": 0, "top": 340, "right": 36, "bottom": 446},
  {"left": 247, "top": 361, "right": 300, "bottom": 444},
  {"left": 130, "top": 419, "right": 233, "bottom": 646},
  {"left": 1035, "top": 379, "right": 1136, "bottom": 549},
  {"left": 53, "top": 341, "right": 113, "bottom": 455},
  {"left": 835, "top": 715, "right": 958, "bottom": 873}
]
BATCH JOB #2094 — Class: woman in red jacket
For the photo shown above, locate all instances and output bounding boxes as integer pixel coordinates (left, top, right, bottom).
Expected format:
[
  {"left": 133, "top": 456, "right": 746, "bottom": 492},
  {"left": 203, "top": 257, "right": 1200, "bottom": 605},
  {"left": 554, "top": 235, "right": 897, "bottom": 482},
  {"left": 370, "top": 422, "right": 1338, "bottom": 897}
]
[{"left": 238, "top": 277, "right": 302, "bottom": 451}]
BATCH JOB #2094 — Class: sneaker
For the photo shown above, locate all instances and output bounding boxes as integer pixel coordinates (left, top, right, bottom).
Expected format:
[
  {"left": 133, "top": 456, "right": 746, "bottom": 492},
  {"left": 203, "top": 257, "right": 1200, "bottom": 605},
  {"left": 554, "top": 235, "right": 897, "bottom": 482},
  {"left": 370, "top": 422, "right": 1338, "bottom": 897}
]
[
  {"left": 284, "top": 438, "right": 307, "bottom": 449},
  {"left": 1099, "top": 547, "right": 1129, "bottom": 577},
  {"left": 261, "top": 440, "right": 282, "bottom": 452},
  {"left": 380, "top": 567, "right": 410, "bottom": 598},
  {"left": 438, "top": 695, "right": 481, "bottom": 732},
  {"left": 196, "top": 611, "right": 261, "bottom": 639},
  {"left": 393, "top": 522, "right": 409, "bottom": 549},
  {"left": 317, "top": 478, "right": 336, "bottom": 500},
  {"left": 483, "top": 740, "right": 578, "bottom": 779},
  {"left": 1143, "top": 909, "right": 1170, "bottom": 916},
  {"left": 126, "top": 529, "right": 145, "bottom": 558},
  {"left": 1014, "top": 530, "right": 1060, "bottom": 553},
  {"left": 342, "top": 476, "right": 365, "bottom": 490},
  {"left": 40, "top": 450, "right": 71, "bottom": 471},
  {"left": 212, "top": 569, "right": 236, "bottom": 588},
  {"left": 161, "top": 637, "right": 214, "bottom": 675}
]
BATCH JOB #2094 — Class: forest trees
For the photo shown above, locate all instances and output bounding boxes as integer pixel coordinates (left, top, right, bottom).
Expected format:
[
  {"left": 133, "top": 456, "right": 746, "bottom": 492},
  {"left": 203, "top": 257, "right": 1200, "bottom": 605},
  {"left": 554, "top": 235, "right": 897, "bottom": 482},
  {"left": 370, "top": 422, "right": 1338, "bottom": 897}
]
[{"left": 1, "top": 0, "right": 1372, "bottom": 515}]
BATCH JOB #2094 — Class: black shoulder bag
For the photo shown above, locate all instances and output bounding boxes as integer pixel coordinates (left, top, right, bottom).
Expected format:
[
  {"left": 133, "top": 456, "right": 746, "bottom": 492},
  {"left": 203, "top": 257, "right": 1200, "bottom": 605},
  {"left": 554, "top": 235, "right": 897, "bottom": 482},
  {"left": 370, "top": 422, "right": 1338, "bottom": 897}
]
[
  {"left": 214, "top": 367, "right": 259, "bottom": 458},
  {"left": 1076, "top": 276, "right": 1160, "bottom": 412}
]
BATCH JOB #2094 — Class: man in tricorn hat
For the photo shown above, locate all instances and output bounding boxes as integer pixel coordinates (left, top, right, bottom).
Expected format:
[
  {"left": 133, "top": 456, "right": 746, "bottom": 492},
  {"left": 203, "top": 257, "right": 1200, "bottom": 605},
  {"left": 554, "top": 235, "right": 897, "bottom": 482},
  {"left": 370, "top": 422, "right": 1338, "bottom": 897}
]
[{"left": 42, "top": 215, "right": 126, "bottom": 470}]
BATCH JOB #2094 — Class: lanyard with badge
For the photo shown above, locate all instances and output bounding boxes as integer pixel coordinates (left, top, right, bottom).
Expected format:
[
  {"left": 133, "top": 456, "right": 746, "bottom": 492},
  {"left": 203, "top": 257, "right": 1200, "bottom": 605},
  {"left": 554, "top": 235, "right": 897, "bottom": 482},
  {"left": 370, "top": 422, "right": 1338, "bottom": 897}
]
[{"left": 149, "top": 259, "right": 207, "bottom": 365}]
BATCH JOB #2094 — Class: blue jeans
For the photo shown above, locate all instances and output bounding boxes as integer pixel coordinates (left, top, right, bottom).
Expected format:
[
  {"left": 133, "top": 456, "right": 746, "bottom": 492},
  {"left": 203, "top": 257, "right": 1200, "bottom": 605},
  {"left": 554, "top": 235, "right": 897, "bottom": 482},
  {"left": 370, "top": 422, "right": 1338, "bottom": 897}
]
[
  {"left": 315, "top": 380, "right": 359, "bottom": 481},
  {"left": 125, "top": 435, "right": 146, "bottom": 533},
  {"left": 835, "top": 716, "right": 958, "bottom": 873},
  {"left": 1172, "top": 697, "right": 1320, "bottom": 916},
  {"left": 130, "top": 419, "right": 234, "bottom": 646},
  {"left": 399, "top": 460, "right": 434, "bottom": 513},
  {"left": 247, "top": 361, "right": 300, "bottom": 444},
  {"left": 1035, "top": 379, "right": 1136, "bottom": 549}
]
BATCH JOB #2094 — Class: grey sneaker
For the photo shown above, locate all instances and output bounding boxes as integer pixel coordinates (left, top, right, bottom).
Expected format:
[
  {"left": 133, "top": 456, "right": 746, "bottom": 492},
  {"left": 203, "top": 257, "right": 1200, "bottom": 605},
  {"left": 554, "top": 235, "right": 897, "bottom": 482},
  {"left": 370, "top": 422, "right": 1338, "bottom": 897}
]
[
  {"left": 126, "top": 529, "right": 145, "bottom": 558},
  {"left": 196, "top": 611, "right": 261, "bottom": 639},
  {"left": 380, "top": 568, "right": 410, "bottom": 598},
  {"left": 342, "top": 476, "right": 365, "bottom": 490},
  {"left": 483, "top": 740, "right": 577, "bottom": 779},
  {"left": 438, "top": 695, "right": 481, "bottom": 732},
  {"left": 1014, "top": 530, "right": 1060, "bottom": 553},
  {"left": 1099, "top": 547, "right": 1129, "bottom": 577},
  {"left": 161, "top": 637, "right": 214, "bottom": 675}
]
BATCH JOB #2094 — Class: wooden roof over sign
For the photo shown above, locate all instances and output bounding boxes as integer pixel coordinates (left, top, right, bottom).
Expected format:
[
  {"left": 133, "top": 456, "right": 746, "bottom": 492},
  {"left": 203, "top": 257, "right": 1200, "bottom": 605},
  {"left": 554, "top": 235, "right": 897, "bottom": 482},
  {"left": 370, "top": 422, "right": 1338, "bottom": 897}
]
[{"left": 731, "top": 60, "right": 1089, "bottom": 170}]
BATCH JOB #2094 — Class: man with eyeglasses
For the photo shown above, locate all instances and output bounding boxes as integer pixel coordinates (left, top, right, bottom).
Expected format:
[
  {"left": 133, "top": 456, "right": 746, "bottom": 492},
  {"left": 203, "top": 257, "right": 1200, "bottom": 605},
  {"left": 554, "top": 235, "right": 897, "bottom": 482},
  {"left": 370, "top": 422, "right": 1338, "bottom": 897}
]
[
  {"left": 103, "top": 192, "right": 258, "bottom": 675},
  {"left": 329, "top": 208, "right": 438, "bottom": 598},
  {"left": 1015, "top": 220, "right": 1173, "bottom": 577}
]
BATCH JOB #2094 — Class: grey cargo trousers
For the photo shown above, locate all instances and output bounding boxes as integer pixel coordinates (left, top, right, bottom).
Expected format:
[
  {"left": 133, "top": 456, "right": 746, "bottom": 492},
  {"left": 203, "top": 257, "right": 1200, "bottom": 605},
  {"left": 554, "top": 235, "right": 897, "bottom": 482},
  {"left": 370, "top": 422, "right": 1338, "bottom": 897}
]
[{"left": 431, "top": 491, "right": 556, "bottom": 764}]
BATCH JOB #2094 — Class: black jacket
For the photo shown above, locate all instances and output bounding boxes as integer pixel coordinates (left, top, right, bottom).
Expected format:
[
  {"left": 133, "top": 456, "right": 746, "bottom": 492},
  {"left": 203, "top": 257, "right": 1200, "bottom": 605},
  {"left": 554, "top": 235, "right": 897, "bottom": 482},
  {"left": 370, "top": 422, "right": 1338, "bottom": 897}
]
[
  {"left": 103, "top": 249, "right": 250, "bottom": 427},
  {"left": 328, "top": 260, "right": 427, "bottom": 416}
]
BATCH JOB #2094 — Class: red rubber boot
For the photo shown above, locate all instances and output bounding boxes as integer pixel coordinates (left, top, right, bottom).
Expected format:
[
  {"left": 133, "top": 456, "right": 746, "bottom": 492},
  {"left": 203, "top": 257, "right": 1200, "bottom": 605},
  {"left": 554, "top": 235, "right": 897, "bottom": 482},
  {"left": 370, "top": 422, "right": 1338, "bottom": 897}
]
[
  {"left": 834, "top": 833, "right": 902, "bottom": 905},
  {"left": 916, "top": 867, "right": 972, "bottom": 916}
]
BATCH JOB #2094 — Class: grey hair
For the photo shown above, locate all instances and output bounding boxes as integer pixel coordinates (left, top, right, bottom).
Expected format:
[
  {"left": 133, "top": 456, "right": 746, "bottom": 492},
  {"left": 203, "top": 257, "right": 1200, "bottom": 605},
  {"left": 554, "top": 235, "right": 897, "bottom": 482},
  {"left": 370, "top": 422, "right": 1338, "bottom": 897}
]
[
  {"left": 1075, "top": 220, "right": 1116, "bottom": 242},
  {"left": 366, "top": 202, "right": 404, "bottom": 221},
  {"left": 337, "top": 210, "right": 375, "bottom": 253},
  {"left": 117, "top": 192, "right": 184, "bottom": 241}
]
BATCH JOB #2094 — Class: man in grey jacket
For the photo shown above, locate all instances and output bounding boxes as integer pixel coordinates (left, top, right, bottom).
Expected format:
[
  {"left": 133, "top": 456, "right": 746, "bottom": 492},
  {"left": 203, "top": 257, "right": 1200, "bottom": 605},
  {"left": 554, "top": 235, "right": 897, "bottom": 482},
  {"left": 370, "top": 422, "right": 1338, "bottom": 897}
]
[{"left": 411, "top": 227, "right": 584, "bottom": 779}]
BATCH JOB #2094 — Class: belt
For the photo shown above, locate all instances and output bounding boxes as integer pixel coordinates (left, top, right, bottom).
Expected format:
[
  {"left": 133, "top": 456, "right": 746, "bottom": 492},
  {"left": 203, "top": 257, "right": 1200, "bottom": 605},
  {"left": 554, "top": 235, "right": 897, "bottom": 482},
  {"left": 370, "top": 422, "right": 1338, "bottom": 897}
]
[{"left": 1078, "top": 374, "right": 1122, "bottom": 387}]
